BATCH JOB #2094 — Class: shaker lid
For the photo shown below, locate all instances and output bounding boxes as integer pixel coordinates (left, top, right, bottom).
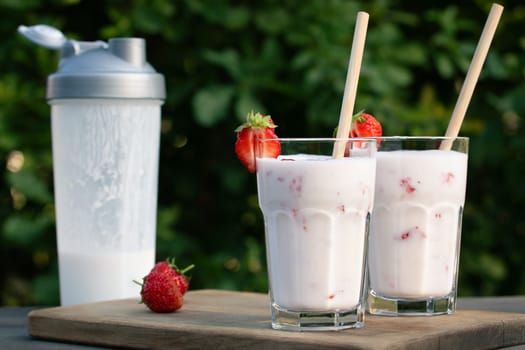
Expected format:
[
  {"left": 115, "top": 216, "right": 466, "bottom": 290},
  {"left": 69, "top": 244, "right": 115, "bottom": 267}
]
[{"left": 18, "top": 25, "right": 165, "bottom": 100}]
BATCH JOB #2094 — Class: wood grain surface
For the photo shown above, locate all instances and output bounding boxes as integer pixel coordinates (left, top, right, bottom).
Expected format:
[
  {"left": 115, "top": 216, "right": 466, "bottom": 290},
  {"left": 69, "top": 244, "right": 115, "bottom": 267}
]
[{"left": 28, "top": 289, "right": 525, "bottom": 350}]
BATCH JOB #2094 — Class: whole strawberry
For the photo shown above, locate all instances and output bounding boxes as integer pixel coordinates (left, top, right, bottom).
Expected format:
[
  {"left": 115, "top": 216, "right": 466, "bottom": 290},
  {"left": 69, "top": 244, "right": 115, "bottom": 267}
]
[
  {"left": 350, "top": 112, "right": 382, "bottom": 140},
  {"left": 235, "top": 111, "right": 280, "bottom": 173},
  {"left": 139, "top": 269, "right": 183, "bottom": 313},
  {"left": 152, "top": 258, "right": 194, "bottom": 295}
]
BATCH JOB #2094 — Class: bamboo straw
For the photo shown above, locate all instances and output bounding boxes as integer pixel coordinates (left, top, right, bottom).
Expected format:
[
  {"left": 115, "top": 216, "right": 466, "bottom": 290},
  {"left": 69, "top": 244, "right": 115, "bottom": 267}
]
[
  {"left": 441, "top": 3, "right": 504, "bottom": 151},
  {"left": 333, "top": 11, "right": 369, "bottom": 158}
]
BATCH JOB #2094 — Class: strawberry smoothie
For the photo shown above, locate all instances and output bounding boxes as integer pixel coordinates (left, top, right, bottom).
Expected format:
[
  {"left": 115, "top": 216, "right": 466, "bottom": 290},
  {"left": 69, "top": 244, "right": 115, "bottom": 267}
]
[
  {"left": 368, "top": 139, "right": 468, "bottom": 315},
  {"left": 257, "top": 150, "right": 376, "bottom": 320}
]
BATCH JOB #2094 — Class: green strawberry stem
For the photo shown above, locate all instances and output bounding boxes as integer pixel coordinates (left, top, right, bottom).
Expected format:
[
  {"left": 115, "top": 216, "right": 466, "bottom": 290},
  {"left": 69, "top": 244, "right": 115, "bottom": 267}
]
[
  {"left": 166, "top": 257, "right": 195, "bottom": 276},
  {"left": 179, "top": 264, "right": 195, "bottom": 275},
  {"left": 352, "top": 109, "right": 366, "bottom": 123},
  {"left": 234, "top": 111, "right": 276, "bottom": 132}
]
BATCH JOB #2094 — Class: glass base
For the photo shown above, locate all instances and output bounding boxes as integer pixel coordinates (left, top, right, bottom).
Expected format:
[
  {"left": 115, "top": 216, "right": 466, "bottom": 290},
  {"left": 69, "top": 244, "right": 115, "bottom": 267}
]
[
  {"left": 271, "top": 302, "right": 364, "bottom": 331},
  {"left": 367, "top": 290, "right": 456, "bottom": 316}
]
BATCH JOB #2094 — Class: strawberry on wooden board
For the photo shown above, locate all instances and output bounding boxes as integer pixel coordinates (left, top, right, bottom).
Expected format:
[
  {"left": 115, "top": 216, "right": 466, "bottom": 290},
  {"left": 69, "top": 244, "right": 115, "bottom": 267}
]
[
  {"left": 136, "top": 257, "right": 194, "bottom": 313},
  {"left": 138, "top": 268, "right": 183, "bottom": 313},
  {"left": 152, "top": 258, "right": 194, "bottom": 295},
  {"left": 235, "top": 111, "right": 280, "bottom": 173}
]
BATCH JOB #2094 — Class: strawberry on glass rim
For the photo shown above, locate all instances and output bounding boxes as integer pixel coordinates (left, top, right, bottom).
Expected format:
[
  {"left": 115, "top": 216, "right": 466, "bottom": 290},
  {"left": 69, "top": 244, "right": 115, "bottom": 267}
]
[
  {"left": 350, "top": 111, "right": 382, "bottom": 145},
  {"left": 235, "top": 111, "right": 280, "bottom": 173}
]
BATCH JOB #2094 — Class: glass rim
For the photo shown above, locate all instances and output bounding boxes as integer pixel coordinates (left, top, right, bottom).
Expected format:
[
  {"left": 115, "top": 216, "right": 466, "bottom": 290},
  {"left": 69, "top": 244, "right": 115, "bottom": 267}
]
[
  {"left": 256, "top": 137, "right": 377, "bottom": 142},
  {"left": 256, "top": 136, "right": 468, "bottom": 142},
  {"left": 374, "top": 136, "right": 469, "bottom": 141}
]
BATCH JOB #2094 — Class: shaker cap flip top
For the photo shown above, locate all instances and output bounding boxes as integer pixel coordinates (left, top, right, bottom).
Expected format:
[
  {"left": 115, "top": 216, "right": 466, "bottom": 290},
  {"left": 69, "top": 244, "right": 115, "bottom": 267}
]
[{"left": 18, "top": 24, "right": 165, "bottom": 100}]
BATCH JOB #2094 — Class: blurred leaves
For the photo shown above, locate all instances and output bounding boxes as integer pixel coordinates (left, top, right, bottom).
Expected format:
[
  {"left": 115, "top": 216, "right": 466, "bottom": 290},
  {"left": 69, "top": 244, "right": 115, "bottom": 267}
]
[
  {"left": 6, "top": 170, "right": 52, "bottom": 203},
  {"left": 192, "top": 85, "right": 234, "bottom": 126},
  {"left": 3, "top": 215, "right": 53, "bottom": 246},
  {"left": 2, "top": 0, "right": 525, "bottom": 305}
]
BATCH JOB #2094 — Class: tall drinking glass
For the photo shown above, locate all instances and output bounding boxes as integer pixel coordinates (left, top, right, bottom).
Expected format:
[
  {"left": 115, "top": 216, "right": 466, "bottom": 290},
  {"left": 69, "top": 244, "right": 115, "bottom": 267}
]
[
  {"left": 367, "top": 136, "right": 468, "bottom": 316},
  {"left": 256, "top": 138, "right": 377, "bottom": 331}
]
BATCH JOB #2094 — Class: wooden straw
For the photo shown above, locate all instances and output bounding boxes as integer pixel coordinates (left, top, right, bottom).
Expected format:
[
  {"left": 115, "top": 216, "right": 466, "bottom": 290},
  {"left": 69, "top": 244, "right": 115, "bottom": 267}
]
[
  {"left": 333, "top": 11, "right": 369, "bottom": 158},
  {"left": 441, "top": 3, "right": 504, "bottom": 150}
]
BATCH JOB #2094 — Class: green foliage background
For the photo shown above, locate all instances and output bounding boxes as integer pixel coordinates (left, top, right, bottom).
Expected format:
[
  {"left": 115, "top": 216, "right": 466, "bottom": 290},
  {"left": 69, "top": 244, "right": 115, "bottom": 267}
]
[{"left": 1, "top": 0, "right": 524, "bottom": 306}]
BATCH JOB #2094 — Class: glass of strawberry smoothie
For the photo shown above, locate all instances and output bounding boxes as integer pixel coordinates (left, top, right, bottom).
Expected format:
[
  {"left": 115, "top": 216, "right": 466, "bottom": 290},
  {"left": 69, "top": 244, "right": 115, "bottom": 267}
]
[
  {"left": 256, "top": 138, "right": 377, "bottom": 331},
  {"left": 367, "top": 136, "right": 468, "bottom": 316}
]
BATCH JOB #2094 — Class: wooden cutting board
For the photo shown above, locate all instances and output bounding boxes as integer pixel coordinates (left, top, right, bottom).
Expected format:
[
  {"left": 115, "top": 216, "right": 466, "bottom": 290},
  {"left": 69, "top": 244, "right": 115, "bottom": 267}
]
[{"left": 28, "top": 289, "right": 525, "bottom": 350}]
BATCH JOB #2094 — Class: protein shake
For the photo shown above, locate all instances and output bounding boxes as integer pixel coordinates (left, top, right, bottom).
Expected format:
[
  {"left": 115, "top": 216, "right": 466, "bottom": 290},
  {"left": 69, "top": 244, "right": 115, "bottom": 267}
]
[
  {"left": 367, "top": 137, "right": 468, "bottom": 315},
  {"left": 256, "top": 138, "right": 376, "bottom": 330}
]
